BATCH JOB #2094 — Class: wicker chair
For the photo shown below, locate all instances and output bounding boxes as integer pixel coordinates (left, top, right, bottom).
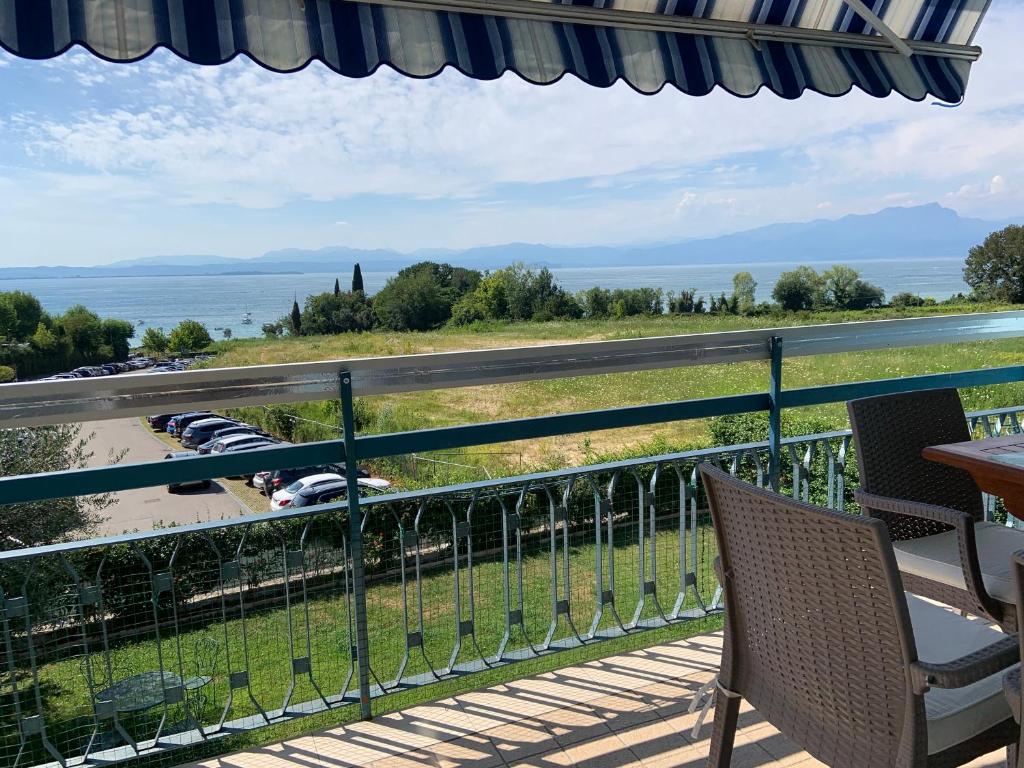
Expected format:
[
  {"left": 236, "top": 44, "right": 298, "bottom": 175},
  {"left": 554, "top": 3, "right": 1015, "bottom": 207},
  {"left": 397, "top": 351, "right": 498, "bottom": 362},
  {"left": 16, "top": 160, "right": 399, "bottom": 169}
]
[
  {"left": 1002, "top": 551, "right": 1024, "bottom": 767},
  {"left": 848, "top": 388, "right": 1024, "bottom": 629},
  {"left": 700, "top": 464, "right": 1019, "bottom": 767}
]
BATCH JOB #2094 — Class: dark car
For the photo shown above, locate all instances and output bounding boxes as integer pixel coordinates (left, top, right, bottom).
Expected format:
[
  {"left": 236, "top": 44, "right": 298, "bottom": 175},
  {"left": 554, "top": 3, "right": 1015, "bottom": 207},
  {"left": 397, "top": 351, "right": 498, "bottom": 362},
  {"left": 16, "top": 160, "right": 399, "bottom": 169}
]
[
  {"left": 211, "top": 424, "right": 267, "bottom": 440},
  {"left": 256, "top": 463, "right": 368, "bottom": 495},
  {"left": 147, "top": 413, "right": 179, "bottom": 431},
  {"left": 100, "top": 364, "right": 119, "bottom": 375},
  {"left": 167, "top": 411, "right": 217, "bottom": 437},
  {"left": 288, "top": 479, "right": 348, "bottom": 509},
  {"left": 180, "top": 417, "right": 239, "bottom": 448},
  {"left": 164, "top": 451, "right": 212, "bottom": 493}
]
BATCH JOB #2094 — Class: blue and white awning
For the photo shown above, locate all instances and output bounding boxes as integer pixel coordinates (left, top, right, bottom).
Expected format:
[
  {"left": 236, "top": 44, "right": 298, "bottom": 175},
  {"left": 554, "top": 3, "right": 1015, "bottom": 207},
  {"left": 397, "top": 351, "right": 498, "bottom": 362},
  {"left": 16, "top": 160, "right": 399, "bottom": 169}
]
[{"left": 0, "top": 0, "right": 990, "bottom": 101}]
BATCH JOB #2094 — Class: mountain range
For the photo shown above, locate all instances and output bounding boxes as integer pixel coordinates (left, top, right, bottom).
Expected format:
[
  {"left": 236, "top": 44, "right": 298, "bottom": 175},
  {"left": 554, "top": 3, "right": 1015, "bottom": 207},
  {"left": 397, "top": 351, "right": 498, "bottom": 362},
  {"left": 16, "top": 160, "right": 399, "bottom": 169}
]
[{"left": 3, "top": 203, "right": 1016, "bottom": 279}]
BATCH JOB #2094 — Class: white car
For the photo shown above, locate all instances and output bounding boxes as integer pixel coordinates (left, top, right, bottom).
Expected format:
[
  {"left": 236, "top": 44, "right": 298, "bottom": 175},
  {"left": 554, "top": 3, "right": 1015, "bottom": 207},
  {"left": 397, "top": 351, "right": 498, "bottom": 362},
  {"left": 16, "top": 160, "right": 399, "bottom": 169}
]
[{"left": 270, "top": 472, "right": 343, "bottom": 510}]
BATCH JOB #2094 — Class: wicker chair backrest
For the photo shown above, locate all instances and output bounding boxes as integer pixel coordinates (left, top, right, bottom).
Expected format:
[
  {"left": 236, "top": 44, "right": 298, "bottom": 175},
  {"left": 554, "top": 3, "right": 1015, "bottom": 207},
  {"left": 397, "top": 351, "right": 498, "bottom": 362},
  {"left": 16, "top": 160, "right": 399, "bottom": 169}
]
[
  {"left": 701, "top": 465, "right": 922, "bottom": 766},
  {"left": 848, "top": 388, "right": 984, "bottom": 537}
]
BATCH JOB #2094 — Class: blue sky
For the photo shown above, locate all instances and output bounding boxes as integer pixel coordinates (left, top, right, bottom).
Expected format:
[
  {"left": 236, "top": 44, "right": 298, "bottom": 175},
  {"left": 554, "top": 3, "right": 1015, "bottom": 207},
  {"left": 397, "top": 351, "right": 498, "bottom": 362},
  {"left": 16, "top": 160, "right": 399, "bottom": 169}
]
[{"left": 0, "top": 3, "right": 1022, "bottom": 268}]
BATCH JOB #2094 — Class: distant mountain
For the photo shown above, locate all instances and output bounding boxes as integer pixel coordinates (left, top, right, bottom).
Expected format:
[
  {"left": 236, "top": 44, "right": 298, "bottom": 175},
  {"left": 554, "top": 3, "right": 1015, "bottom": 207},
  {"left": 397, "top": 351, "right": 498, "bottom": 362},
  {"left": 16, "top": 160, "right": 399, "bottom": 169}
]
[{"left": 2, "top": 203, "right": 1017, "bottom": 279}]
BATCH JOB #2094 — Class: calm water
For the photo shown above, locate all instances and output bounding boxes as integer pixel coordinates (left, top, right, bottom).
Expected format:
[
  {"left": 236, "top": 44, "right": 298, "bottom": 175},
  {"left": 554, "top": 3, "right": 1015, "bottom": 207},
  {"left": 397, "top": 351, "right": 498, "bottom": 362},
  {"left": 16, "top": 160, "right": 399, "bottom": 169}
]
[{"left": 2, "top": 258, "right": 969, "bottom": 343}]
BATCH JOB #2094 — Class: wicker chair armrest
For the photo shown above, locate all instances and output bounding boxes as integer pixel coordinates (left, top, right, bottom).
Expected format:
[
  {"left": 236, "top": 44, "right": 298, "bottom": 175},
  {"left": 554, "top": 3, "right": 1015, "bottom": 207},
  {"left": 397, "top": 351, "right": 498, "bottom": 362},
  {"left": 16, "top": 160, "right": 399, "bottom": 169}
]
[
  {"left": 909, "top": 635, "right": 1019, "bottom": 693},
  {"left": 855, "top": 490, "right": 1004, "bottom": 623},
  {"left": 853, "top": 490, "right": 965, "bottom": 527}
]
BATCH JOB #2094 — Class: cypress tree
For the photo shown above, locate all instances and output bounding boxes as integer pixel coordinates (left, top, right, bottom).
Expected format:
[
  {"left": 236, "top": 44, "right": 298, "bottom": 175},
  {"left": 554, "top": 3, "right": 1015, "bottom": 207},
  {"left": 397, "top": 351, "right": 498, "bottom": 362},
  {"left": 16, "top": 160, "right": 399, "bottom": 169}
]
[
  {"left": 290, "top": 299, "right": 302, "bottom": 336},
  {"left": 334, "top": 278, "right": 340, "bottom": 296},
  {"left": 352, "top": 263, "right": 364, "bottom": 293}
]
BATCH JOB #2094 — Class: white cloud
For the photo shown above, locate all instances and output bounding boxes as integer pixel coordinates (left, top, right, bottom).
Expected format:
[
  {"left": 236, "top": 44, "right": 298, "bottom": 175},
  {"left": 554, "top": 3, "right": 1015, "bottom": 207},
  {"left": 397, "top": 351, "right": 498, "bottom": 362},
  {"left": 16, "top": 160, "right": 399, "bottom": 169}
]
[{"left": 0, "top": 2, "right": 1022, "bottom": 263}]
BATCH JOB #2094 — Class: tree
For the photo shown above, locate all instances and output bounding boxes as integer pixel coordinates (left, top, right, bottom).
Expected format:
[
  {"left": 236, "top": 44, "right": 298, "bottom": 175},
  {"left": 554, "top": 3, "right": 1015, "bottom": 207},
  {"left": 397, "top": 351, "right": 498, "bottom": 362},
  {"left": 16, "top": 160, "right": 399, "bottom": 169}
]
[
  {"left": 262, "top": 321, "right": 285, "bottom": 338},
  {"left": 845, "top": 280, "right": 885, "bottom": 310},
  {"left": 30, "top": 322, "right": 59, "bottom": 352},
  {"left": 0, "top": 291, "right": 44, "bottom": 341},
  {"left": 168, "top": 320, "right": 212, "bottom": 352},
  {"left": 301, "top": 291, "right": 375, "bottom": 335},
  {"left": 579, "top": 287, "right": 612, "bottom": 318},
  {"left": 821, "top": 265, "right": 884, "bottom": 309},
  {"left": 58, "top": 305, "right": 104, "bottom": 355},
  {"left": 290, "top": 300, "right": 302, "bottom": 336},
  {"left": 352, "top": 263, "right": 364, "bottom": 293},
  {"left": 732, "top": 272, "right": 757, "bottom": 314},
  {"left": 223, "top": 328, "right": 233, "bottom": 339},
  {"left": 374, "top": 262, "right": 480, "bottom": 331},
  {"left": 0, "top": 425, "right": 118, "bottom": 547},
  {"left": 101, "top": 319, "right": 135, "bottom": 360},
  {"left": 334, "top": 278, "right": 341, "bottom": 296},
  {"left": 772, "top": 266, "right": 824, "bottom": 311},
  {"left": 141, "top": 327, "right": 170, "bottom": 355},
  {"left": 0, "top": 299, "right": 16, "bottom": 341},
  {"left": 891, "top": 292, "right": 925, "bottom": 308},
  {"left": 821, "top": 265, "right": 859, "bottom": 308},
  {"left": 964, "top": 225, "right": 1024, "bottom": 302}
]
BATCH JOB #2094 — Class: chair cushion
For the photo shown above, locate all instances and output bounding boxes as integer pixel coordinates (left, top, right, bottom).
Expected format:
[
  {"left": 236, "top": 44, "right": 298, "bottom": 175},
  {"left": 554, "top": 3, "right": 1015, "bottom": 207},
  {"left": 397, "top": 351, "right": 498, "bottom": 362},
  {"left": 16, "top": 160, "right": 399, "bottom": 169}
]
[
  {"left": 893, "top": 521, "right": 1024, "bottom": 604},
  {"left": 906, "top": 595, "right": 1016, "bottom": 754}
]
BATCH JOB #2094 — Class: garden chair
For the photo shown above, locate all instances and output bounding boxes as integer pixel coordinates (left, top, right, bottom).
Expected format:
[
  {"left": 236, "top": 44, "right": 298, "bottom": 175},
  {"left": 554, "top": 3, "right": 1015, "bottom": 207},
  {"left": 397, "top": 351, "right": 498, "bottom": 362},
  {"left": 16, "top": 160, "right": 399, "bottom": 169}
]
[
  {"left": 700, "top": 464, "right": 1019, "bottom": 767},
  {"left": 1002, "top": 551, "right": 1024, "bottom": 767},
  {"left": 848, "top": 388, "right": 1024, "bottom": 629}
]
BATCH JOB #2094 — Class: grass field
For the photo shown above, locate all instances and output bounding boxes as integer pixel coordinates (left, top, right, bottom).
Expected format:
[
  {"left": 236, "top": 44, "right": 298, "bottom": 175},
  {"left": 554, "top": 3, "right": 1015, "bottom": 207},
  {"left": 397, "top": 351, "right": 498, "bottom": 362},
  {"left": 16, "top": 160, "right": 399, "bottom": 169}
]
[
  {"left": 5, "top": 499, "right": 720, "bottom": 768},
  {"left": 208, "top": 303, "right": 1024, "bottom": 480}
]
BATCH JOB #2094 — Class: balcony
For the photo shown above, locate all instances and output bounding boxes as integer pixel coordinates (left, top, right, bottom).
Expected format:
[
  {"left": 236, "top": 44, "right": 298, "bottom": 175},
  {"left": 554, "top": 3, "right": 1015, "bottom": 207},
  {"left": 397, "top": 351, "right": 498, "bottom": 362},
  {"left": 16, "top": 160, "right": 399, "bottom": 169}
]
[{"left": 2, "top": 312, "right": 1024, "bottom": 768}]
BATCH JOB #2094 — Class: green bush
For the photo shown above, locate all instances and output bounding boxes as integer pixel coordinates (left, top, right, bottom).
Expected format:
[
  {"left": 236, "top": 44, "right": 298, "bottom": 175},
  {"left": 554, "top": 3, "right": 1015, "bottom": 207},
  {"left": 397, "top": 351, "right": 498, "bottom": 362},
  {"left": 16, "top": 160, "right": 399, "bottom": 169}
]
[{"left": 0, "top": 365, "right": 13, "bottom": 383}]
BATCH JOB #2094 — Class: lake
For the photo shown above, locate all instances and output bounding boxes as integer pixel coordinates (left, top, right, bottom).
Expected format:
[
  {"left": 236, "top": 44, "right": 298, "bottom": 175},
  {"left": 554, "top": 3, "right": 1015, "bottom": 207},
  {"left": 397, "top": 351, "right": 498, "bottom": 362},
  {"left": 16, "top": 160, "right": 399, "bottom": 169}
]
[{"left": 2, "top": 258, "right": 969, "bottom": 343}]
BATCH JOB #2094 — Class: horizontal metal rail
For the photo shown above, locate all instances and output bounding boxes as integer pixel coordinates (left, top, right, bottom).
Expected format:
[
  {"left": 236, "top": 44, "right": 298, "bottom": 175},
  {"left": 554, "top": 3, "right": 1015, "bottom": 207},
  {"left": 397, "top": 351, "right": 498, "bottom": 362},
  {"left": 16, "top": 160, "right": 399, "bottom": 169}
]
[
  {"left": 1, "top": 311, "right": 1021, "bottom": 428},
  {"left": 1, "top": 362, "right": 1022, "bottom": 506}
]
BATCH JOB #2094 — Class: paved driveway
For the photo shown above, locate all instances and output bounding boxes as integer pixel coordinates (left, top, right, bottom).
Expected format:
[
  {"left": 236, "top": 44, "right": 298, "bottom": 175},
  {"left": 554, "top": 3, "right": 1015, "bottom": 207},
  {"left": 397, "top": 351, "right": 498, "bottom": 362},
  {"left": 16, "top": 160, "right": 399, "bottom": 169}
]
[{"left": 83, "top": 418, "right": 245, "bottom": 535}]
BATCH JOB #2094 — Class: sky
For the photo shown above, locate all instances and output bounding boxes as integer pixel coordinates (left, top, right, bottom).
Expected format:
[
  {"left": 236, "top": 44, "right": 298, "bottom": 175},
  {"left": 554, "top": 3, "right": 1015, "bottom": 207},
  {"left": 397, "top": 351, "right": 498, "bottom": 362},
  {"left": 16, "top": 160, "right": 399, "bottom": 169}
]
[{"left": 0, "top": 4, "right": 1022, "bottom": 268}]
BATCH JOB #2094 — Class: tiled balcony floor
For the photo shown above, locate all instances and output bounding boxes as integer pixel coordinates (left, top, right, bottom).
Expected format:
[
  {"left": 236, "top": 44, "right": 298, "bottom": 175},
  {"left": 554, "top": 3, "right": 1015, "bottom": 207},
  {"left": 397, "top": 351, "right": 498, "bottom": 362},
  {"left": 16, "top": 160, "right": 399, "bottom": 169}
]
[{"left": 186, "top": 632, "right": 1007, "bottom": 768}]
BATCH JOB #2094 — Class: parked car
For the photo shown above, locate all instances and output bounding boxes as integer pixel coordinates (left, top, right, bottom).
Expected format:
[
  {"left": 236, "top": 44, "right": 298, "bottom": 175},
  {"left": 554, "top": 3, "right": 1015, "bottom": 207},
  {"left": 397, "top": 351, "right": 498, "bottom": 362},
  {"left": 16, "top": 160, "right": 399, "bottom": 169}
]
[
  {"left": 100, "top": 364, "right": 119, "bottom": 375},
  {"left": 210, "top": 434, "right": 279, "bottom": 454},
  {"left": 254, "top": 463, "right": 367, "bottom": 495},
  {"left": 210, "top": 424, "right": 267, "bottom": 440},
  {"left": 164, "top": 451, "right": 211, "bottom": 493},
  {"left": 167, "top": 411, "right": 217, "bottom": 437},
  {"left": 287, "top": 477, "right": 392, "bottom": 509},
  {"left": 180, "top": 417, "right": 239, "bottom": 448},
  {"left": 271, "top": 473, "right": 343, "bottom": 510},
  {"left": 198, "top": 429, "right": 264, "bottom": 454},
  {"left": 147, "top": 413, "right": 178, "bottom": 431},
  {"left": 212, "top": 437, "right": 283, "bottom": 477}
]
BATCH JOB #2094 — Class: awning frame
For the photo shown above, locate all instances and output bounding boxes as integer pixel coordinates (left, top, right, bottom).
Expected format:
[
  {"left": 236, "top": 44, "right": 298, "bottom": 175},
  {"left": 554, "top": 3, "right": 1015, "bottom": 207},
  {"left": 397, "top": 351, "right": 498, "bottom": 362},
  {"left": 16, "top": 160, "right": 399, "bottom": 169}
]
[{"left": 364, "top": 0, "right": 981, "bottom": 61}]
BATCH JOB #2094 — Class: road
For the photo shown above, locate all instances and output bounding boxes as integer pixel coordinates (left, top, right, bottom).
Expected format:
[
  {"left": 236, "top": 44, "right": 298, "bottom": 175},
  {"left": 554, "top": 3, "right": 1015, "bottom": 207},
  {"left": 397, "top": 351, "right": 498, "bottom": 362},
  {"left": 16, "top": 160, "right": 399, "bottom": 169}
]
[{"left": 83, "top": 418, "right": 246, "bottom": 534}]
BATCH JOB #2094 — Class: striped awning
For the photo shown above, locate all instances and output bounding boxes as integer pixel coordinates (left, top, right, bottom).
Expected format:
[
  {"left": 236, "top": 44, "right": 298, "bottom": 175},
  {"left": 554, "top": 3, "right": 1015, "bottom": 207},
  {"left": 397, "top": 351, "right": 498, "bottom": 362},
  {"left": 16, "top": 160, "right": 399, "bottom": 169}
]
[{"left": 0, "top": 0, "right": 989, "bottom": 102}]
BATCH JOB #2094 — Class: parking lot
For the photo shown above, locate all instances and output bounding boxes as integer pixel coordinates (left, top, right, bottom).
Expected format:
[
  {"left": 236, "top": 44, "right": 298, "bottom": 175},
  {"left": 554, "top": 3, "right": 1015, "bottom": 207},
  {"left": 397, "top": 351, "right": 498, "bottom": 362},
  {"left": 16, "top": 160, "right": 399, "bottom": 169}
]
[{"left": 84, "top": 417, "right": 246, "bottom": 535}]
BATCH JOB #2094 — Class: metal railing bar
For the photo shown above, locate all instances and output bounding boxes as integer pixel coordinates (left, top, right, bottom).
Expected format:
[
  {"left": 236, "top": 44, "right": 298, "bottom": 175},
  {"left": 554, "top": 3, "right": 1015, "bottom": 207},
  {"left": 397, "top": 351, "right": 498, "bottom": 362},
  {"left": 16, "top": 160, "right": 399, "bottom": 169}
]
[
  {"left": 2, "top": 311, "right": 1022, "bottom": 428},
  {"left": 355, "top": 392, "right": 770, "bottom": 460},
  {"left": 0, "top": 441, "right": 344, "bottom": 506},
  {"left": 3, "top": 395, "right": 1011, "bottom": 563},
  {"left": 2, "top": 363, "right": 1023, "bottom": 509},
  {"left": 779, "top": 365, "right": 1024, "bottom": 409}
]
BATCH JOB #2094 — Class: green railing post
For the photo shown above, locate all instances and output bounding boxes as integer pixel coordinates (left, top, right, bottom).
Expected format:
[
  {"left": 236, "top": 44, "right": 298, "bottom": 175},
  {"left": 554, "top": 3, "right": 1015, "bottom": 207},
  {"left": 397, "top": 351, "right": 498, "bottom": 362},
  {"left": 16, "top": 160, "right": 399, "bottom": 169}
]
[
  {"left": 340, "top": 372, "right": 373, "bottom": 720},
  {"left": 768, "top": 336, "right": 783, "bottom": 492}
]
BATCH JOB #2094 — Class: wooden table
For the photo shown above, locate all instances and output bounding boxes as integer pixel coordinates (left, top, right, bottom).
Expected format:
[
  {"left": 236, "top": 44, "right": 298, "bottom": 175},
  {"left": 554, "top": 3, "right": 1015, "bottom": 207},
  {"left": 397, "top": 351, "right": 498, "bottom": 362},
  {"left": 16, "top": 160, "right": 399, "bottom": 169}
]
[{"left": 923, "top": 434, "right": 1024, "bottom": 519}]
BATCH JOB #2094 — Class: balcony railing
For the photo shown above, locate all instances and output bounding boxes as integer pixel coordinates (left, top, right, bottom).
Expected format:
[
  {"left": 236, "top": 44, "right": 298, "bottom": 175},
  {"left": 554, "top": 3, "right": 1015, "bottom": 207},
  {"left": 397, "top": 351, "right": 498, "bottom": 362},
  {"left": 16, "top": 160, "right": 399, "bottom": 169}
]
[{"left": 2, "top": 311, "right": 1024, "bottom": 768}]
